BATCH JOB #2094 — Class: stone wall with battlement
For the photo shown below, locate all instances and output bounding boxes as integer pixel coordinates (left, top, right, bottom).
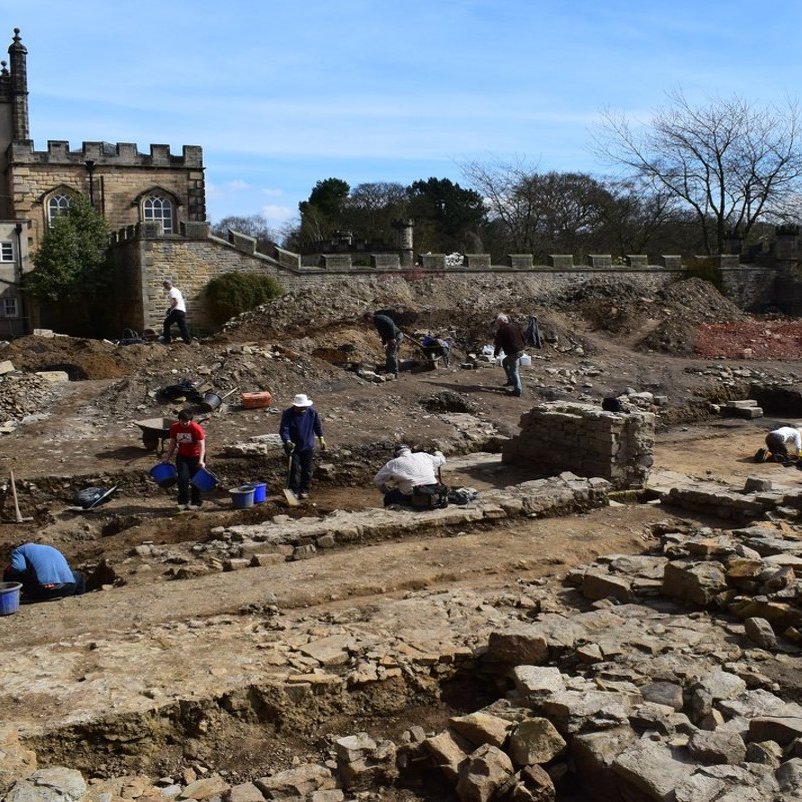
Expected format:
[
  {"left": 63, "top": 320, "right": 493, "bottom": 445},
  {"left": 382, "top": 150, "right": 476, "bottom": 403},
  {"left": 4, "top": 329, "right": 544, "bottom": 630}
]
[
  {"left": 44, "top": 222, "right": 782, "bottom": 338},
  {"left": 7, "top": 140, "right": 205, "bottom": 255}
]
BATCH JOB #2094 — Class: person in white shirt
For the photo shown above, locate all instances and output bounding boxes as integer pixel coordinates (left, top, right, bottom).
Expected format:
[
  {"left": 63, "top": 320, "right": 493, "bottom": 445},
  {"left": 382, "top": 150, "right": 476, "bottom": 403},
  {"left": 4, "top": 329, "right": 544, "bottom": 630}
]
[
  {"left": 373, "top": 444, "right": 446, "bottom": 507},
  {"left": 162, "top": 279, "right": 192, "bottom": 344},
  {"left": 765, "top": 425, "right": 802, "bottom": 461}
]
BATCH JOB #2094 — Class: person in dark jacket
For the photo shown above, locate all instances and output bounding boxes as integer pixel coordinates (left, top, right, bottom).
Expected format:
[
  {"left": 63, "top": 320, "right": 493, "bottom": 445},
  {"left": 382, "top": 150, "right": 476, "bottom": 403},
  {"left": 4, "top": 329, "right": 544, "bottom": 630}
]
[
  {"left": 363, "top": 311, "right": 403, "bottom": 378},
  {"left": 4, "top": 542, "right": 86, "bottom": 602},
  {"left": 279, "top": 393, "right": 327, "bottom": 499},
  {"left": 493, "top": 314, "right": 526, "bottom": 397}
]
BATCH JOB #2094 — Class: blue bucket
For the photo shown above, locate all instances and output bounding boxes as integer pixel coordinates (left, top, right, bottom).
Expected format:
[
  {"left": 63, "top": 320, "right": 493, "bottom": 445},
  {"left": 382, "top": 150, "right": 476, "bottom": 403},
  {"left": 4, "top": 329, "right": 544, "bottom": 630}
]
[
  {"left": 191, "top": 466, "right": 219, "bottom": 492},
  {"left": 230, "top": 485, "right": 255, "bottom": 509},
  {"left": 149, "top": 462, "right": 177, "bottom": 488},
  {"left": 0, "top": 582, "right": 22, "bottom": 615},
  {"left": 251, "top": 482, "right": 267, "bottom": 503}
]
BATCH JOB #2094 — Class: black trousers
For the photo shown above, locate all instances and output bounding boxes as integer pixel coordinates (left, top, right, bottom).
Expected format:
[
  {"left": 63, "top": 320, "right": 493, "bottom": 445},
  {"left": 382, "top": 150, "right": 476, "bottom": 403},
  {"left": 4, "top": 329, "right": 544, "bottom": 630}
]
[
  {"left": 164, "top": 309, "right": 191, "bottom": 344},
  {"left": 176, "top": 454, "right": 202, "bottom": 505},
  {"left": 4, "top": 567, "right": 86, "bottom": 601},
  {"left": 289, "top": 448, "right": 315, "bottom": 493}
]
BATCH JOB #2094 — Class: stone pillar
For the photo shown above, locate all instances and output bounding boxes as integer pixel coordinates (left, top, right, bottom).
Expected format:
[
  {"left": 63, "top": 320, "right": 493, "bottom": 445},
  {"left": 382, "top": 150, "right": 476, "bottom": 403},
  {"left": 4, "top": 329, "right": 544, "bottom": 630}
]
[
  {"left": 506, "top": 254, "right": 533, "bottom": 269},
  {"left": 392, "top": 219, "right": 414, "bottom": 268},
  {"left": 8, "top": 29, "right": 28, "bottom": 142},
  {"left": 625, "top": 255, "right": 648, "bottom": 268},
  {"left": 420, "top": 253, "right": 446, "bottom": 270},
  {"left": 465, "top": 254, "right": 491, "bottom": 269},
  {"left": 548, "top": 255, "right": 574, "bottom": 269}
]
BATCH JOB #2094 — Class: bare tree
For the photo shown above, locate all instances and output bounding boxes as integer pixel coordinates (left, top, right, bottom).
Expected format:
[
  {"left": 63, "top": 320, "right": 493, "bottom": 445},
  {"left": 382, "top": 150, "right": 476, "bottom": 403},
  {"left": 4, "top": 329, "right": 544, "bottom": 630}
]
[
  {"left": 595, "top": 90, "right": 802, "bottom": 253},
  {"left": 210, "top": 215, "right": 277, "bottom": 251}
]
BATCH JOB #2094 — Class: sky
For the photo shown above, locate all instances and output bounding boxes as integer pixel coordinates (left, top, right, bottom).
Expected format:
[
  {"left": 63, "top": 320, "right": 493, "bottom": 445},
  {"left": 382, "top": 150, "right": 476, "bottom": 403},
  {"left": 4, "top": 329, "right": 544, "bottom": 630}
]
[{"left": 9, "top": 1, "right": 802, "bottom": 234}]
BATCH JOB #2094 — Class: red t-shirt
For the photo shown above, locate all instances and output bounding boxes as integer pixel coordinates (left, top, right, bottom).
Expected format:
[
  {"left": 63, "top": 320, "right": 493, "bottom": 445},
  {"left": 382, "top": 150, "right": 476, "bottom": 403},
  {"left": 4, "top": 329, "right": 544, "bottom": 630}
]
[{"left": 169, "top": 421, "right": 205, "bottom": 457}]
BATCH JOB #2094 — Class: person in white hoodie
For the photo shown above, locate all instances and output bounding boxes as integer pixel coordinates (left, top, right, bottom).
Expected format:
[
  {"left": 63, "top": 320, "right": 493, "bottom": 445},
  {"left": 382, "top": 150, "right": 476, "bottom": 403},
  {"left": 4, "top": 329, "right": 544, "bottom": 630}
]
[{"left": 373, "top": 444, "right": 446, "bottom": 507}]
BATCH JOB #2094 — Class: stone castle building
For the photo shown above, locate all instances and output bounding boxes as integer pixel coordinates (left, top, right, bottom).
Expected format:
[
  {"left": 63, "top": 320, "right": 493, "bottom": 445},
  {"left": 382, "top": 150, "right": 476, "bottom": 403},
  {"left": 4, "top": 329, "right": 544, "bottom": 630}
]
[{"left": 0, "top": 28, "right": 206, "bottom": 337}]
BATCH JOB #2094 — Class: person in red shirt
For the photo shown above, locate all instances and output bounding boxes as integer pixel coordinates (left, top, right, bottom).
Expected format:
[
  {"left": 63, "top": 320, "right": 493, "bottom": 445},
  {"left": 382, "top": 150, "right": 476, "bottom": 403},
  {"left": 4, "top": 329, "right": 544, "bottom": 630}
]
[{"left": 162, "top": 410, "right": 206, "bottom": 510}]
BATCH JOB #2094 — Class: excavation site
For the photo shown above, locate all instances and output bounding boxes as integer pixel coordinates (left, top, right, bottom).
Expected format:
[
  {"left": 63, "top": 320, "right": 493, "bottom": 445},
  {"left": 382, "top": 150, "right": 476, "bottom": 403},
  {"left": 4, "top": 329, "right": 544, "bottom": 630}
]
[{"left": 3, "top": 275, "right": 802, "bottom": 802}]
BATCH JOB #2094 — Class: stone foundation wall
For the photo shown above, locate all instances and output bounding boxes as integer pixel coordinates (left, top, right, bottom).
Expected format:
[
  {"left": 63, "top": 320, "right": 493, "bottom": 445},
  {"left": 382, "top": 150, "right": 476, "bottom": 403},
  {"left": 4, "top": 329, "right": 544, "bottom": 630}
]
[{"left": 501, "top": 401, "right": 655, "bottom": 489}]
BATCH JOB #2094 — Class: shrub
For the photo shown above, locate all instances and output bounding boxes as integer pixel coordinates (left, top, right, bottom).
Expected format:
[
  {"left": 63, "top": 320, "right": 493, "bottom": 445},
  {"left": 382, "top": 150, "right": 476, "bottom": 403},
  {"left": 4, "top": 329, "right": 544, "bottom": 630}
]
[{"left": 204, "top": 272, "right": 284, "bottom": 326}]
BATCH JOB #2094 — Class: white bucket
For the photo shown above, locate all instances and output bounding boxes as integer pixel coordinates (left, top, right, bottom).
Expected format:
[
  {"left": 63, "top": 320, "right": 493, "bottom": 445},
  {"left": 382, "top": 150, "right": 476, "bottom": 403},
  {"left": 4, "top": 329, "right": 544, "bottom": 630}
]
[{"left": 519, "top": 353, "right": 532, "bottom": 367}]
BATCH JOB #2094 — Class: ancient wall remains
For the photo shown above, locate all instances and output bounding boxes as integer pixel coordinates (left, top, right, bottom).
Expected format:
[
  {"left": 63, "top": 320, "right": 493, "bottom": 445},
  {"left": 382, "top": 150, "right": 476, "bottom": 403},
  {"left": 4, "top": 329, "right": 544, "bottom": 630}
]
[{"left": 502, "top": 401, "right": 655, "bottom": 489}]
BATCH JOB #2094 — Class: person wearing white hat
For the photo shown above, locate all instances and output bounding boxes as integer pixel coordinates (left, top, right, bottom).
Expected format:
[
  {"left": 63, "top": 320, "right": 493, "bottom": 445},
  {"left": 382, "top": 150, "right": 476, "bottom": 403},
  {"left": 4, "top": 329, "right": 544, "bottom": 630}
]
[{"left": 279, "top": 393, "right": 327, "bottom": 499}]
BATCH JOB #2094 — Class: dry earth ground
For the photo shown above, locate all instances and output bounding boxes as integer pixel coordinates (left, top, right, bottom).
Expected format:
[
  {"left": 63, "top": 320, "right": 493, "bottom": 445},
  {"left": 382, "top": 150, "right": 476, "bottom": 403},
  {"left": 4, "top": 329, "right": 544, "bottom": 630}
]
[{"left": 2, "top": 276, "right": 802, "bottom": 799}]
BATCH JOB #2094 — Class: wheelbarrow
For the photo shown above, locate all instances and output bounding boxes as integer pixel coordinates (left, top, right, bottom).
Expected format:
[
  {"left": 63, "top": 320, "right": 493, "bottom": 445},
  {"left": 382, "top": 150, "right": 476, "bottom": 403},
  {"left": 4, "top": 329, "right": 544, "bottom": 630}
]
[{"left": 134, "top": 417, "right": 174, "bottom": 453}]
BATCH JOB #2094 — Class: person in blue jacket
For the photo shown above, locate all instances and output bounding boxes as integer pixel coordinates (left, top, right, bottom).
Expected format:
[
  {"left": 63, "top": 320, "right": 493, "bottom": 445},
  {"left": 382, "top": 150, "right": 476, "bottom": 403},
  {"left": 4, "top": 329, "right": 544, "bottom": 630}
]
[
  {"left": 279, "top": 393, "right": 327, "bottom": 499},
  {"left": 3, "top": 542, "right": 86, "bottom": 602}
]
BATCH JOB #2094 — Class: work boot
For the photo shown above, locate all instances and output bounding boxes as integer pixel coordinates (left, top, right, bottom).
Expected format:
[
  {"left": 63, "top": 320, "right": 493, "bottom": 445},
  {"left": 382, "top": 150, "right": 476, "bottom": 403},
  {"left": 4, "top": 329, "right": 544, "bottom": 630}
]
[
  {"left": 503, "top": 380, "right": 513, "bottom": 386},
  {"left": 298, "top": 492, "right": 309, "bottom": 500}
]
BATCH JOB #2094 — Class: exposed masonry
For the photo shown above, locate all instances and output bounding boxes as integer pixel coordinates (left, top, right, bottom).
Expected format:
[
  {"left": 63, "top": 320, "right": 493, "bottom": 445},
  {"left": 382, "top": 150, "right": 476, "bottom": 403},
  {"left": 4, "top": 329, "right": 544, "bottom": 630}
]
[{"left": 502, "top": 401, "right": 655, "bottom": 490}]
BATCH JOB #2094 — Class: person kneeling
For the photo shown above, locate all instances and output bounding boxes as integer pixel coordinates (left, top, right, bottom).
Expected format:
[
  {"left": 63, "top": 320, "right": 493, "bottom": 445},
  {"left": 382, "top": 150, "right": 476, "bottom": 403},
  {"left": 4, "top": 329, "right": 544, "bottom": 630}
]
[
  {"left": 373, "top": 444, "right": 447, "bottom": 508},
  {"left": 4, "top": 542, "right": 86, "bottom": 602}
]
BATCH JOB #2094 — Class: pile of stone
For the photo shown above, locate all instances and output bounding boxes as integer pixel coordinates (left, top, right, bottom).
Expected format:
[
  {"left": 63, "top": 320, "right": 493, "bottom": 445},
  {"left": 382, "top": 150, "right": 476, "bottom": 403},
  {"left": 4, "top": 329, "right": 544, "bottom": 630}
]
[
  {"left": 6, "top": 513, "right": 802, "bottom": 801},
  {"left": 0, "top": 370, "right": 59, "bottom": 431},
  {"left": 502, "top": 401, "right": 655, "bottom": 489},
  {"left": 716, "top": 399, "right": 764, "bottom": 419},
  {"left": 661, "top": 475, "right": 802, "bottom": 523}
]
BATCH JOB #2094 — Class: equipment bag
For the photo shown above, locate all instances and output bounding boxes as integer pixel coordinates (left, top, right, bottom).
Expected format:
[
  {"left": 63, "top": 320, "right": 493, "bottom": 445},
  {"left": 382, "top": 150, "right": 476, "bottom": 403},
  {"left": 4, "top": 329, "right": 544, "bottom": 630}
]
[
  {"left": 74, "top": 487, "right": 113, "bottom": 510},
  {"left": 410, "top": 482, "right": 449, "bottom": 510}
]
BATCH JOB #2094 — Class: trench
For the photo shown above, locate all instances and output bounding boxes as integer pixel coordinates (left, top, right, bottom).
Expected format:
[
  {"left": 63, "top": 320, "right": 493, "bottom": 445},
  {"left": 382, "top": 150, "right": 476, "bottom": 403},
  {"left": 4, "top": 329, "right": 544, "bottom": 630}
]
[{"left": 23, "top": 665, "right": 498, "bottom": 801}]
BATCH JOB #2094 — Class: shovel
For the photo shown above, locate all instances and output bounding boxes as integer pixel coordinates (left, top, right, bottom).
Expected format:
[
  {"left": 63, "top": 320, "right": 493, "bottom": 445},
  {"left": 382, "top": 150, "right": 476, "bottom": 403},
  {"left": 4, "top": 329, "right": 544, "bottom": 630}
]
[
  {"left": 9, "top": 470, "right": 33, "bottom": 523},
  {"left": 283, "top": 452, "right": 299, "bottom": 506}
]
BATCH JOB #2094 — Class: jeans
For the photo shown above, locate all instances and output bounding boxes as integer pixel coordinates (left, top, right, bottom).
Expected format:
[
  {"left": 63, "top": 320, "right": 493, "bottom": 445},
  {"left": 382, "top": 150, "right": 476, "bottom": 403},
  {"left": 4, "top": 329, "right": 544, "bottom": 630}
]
[
  {"left": 176, "top": 454, "right": 202, "bottom": 506},
  {"left": 503, "top": 351, "right": 523, "bottom": 394},
  {"left": 289, "top": 448, "right": 315, "bottom": 493},
  {"left": 164, "top": 309, "right": 192, "bottom": 344},
  {"left": 384, "top": 333, "right": 403, "bottom": 375}
]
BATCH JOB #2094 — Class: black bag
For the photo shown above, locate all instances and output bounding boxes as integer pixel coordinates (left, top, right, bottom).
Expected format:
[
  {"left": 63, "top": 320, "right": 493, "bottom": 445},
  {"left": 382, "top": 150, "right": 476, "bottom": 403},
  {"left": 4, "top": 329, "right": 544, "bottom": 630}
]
[
  {"left": 74, "top": 486, "right": 114, "bottom": 510},
  {"left": 159, "top": 380, "right": 203, "bottom": 403},
  {"left": 410, "top": 482, "right": 449, "bottom": 509},
  {"left": 602, "top": 397, "right": 623, "bottom": 413}
]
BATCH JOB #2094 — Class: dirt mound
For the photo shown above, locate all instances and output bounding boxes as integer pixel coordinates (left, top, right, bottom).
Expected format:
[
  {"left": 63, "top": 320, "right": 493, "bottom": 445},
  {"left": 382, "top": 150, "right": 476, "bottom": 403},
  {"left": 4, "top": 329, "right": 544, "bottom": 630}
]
[
  {"left": 638, "top": 279, "right": 748, "bottom": 354},
  {"left": 4, "top": 336, "right": 162, "bottom": 380},
  {"left": 550, "top": 278, "right": 653, "bottom": 335}
]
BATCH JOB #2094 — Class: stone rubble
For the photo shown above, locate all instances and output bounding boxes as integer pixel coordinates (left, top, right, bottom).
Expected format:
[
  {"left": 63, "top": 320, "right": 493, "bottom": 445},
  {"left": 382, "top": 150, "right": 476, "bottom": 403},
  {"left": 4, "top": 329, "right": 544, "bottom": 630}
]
[{"left": 5, "top": 510, "right": 802, "bottom": 801}]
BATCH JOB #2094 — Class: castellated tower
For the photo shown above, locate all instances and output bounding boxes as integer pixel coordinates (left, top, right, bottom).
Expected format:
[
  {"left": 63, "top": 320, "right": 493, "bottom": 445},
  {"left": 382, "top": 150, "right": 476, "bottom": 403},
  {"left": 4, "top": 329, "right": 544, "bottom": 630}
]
[{"left": 1, "top": 28, "right": 205, "bottom": 251}]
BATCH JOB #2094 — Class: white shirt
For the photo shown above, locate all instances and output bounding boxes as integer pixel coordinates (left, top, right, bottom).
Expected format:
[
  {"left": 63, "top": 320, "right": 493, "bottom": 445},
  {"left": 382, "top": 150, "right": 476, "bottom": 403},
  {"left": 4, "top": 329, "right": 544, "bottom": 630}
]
[
  {"left": 168, "top": 286, "right": 186, "bottom": 313},
  {"left": 770, "top": 426, "right": 801, "bottom": 453},
  {"left": 373, "top": 450, "right": 446, "bottom": 495}
]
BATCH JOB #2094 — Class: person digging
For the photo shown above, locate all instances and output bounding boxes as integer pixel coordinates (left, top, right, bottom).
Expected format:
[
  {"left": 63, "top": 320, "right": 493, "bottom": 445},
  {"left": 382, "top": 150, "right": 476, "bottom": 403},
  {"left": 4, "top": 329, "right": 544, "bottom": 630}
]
[{"left": 279, "top": 393, "right": 327, "bottom": 500}]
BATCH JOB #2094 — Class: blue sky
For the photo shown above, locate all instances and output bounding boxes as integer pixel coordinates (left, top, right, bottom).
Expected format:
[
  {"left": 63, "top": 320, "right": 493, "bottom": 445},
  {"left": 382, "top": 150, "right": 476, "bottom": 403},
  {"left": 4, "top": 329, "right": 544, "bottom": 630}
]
[{"left": 10, "top": 1, "right": 802, "bottom": 232}]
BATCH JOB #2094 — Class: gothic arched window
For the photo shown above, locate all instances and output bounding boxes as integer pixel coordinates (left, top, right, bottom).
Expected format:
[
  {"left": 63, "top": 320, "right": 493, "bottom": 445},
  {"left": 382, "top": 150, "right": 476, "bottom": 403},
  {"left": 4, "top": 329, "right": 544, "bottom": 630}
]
[
  {"left": 47, "top": 192, "right": 72, "bottom": 224},
  {"left": 143, "top": 194, "right": 174, "bottom": 233}
]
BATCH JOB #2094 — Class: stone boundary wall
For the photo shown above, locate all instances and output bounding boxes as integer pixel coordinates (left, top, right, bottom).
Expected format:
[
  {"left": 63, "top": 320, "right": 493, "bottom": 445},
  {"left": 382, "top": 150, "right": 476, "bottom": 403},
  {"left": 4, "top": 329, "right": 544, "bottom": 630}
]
[
  {"left": 502, "top": 401, "right": 655, "bottom": 489},
  {"left": 95, "top": 226, "right": 782, "bottom": 337}
]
